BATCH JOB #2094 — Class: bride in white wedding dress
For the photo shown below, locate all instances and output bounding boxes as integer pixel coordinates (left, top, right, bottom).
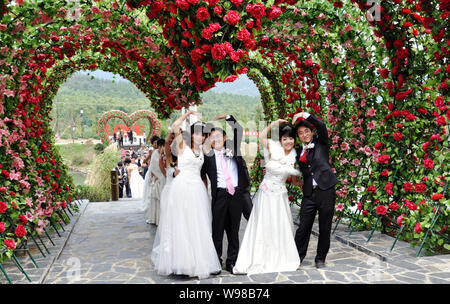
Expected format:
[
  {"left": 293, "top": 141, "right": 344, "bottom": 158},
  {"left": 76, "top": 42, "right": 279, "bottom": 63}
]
[
  {"left": 233, "top": 119, "right": 301, "bottom": 275},
  {"left": 127, "top": 157, "right": 144, "bottom": 199},
  {"left": 151, "top": 110, "right": 221, "bottom": 279}
]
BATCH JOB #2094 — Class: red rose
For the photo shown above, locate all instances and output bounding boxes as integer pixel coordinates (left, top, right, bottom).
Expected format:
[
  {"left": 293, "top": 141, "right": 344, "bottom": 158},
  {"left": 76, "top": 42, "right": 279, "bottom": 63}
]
[
  {"left": 211, "top": 43, "right": 227, "bottom": 60},
  {"left": 397, "top": 214, "right": 406, "bottom": 226},
  {"left": 267, "top": 5, "right": 282, "bottom": 20},
  {"left": 362, "top": 210, "right": 369, "bottom": 216},
  {"left": 197, "top": 7, "right": 210, "bottom": 21},
  {"left": 393, "top": 131, "right": 403, "bottom": 141},
  {"left": 374, "top": 142, "right": 383, "bottom": 149},
  {"left": 0, "top": 222, "right": 5, "bottom": 233},
  {"left": 0, "top": 201, "right": 6, "bottom": 213},
  {"left": 230, "top": 0, "right": 243, "bottom": 6},
  {"left": 389, "top": 202, "right": 399, "bottom": 211},
  {"left": 225, "top": 10, "right": 240, "bottom": 26},
  {"left": 414, "top": 182, "right": 427, "bottom": 193},
  {"left": 367, "top": 185, "right": 377, "bottom": 194},
  {"left": 385, "top": 182, "right": 393, "bottom": 195},
  {"left": 246, "top": 3, "right": 266, "bottom": 19},
  {"left": 4, "top": 239, "right": 15, "bottom": 250},
  {"left": 19, "top": 215, "right": 28, "bottom": 225},
  {"left": 201, "top": 27, "right": 213, "bottom": 40},
  {"left": 223, "top": 75, "right": 238, "bottom": 82},
  {"left": 378, "top": 154, "right": 390, "bottom": 164},
  {"left": 431, "top": 193, "right": 444, "bottom": 201},
  {"left": 237, "top": 28, "right": 251, "bottom": 42},
  {"left": 403, "top": 182, "right": 413, "bottom": 192},
  {"left": 175, "top": 0, "right": 190, "bottom": 10},
  {"left": 378, "top": 68, "right": 389, "bottom": 79},
  {"left": 245, "top": 20, "right": 254, "bottom": 29},
  {"left": 414, "top": 222, "right": 423, "bottom": 234},
  {"left": 304, "top": 59, "right": 313, "bottom": 67},
  {"left": 423, "top": 158, "right": 434, "bottom": 170},
  {"left": 376, "top": 205, "right": 387, "bottom": 215},
  {"left": 214, "top": 6, "right": 222, "bottom": 14},
  {"left": 436, "top": 115, "right": 447, "bottom": 126},
  {"left": 380, "top": 169, "right": 389, "bottom": 177},
  {"left": 15, "top": 224, "right": 27, "bottom": 238}
]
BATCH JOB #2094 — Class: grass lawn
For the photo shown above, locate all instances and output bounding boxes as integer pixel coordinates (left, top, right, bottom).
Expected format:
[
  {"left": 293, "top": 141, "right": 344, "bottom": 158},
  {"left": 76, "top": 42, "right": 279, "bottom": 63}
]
[{"left": 55, "top": 143, "right": 97, "bottom": 169}]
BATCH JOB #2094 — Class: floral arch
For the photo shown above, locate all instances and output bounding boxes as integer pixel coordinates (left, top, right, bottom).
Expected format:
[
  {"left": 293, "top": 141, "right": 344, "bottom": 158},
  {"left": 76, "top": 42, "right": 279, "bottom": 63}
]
[{"left": 0, "top": 0, "right": 448, "bottom": 263}]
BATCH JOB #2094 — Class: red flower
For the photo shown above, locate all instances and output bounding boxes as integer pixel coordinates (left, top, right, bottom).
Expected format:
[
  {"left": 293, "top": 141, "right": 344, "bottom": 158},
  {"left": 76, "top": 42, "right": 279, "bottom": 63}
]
[
  {"left": 230, "top": 0, "right": 243, "bottom": 6},
  {"left": 436, "top": 115, "right": 447, "bottom": 126},
  {"left": 223, "top": 75, "right": 238, "bottom": 82},
  {"left": 175, "top": 0, "right": 190, "bottom": 10},
  {"left": 367, "top": 185, "right": 377, "bottom": 194},
  {"left": 237, "top": 28, "right": 251, "bottom": 42},
  {"left": 431, "top": 193, "right": 444, "bottom": 201},
  {"left": 4, "top": 239, "right": 15, "bottom": 250},
  {"left": 376, "top": 205, "right": 387, "bottom": 215},
  {"left": 196, "top": 7, "right": 210, "bottom": 21},
  {"left": 225, "top": 10, "right": 240, "bottom": 26},
  {"left": 304, "top": 59, "right": 313, "bottom": 67},
  {"left": 414, "top": 222, "right": 423, "bottom": 234},
  {"left": 374, "top": 142, "right": 383, "bottom": 149},
  {"left": 423, "top": 158, "right": 434, "bottom": 170},
  {"left": 389, "top": 202, "right": 399, "bottom": 212},
  {"left": 380, "top": 170, "right": 389, "bottom": 177},
  {"left": 378, "top": 154, "right": 390, "bottom": 164},
  {"left": 0, "top": 201, "right": 6, "bottom": 213},
  {"left": 15, "top": 224, "right": 27, "bottom": 238},
  {"left": 385, "top": 182, "right": 393, "bottom": 195},
  {"left": 211, "top": 43, "right": 227, "bottom": 60},
  {"left": 397, "top": 214, "right": 406, "bottom": 226},
  {"left": 19, "top": 215, "right": 28, "bottom": 225},
  {"left": 403, "top": 182, "right": 413, "bottom": 192},
  {"left": 362, "top": 210, "right": 369, "bottom": 216},
  {"left": 267, "top": 5, "right": 282, "bottom": 20},
  {"left": 214, "top": 6, "right": 222, "bottom": 14},
  {"left": 0, "top": 222, "right": 5, "bottom": 233},
  {"left": 246, "top": 3, "right": 266, "bottom": 19},
  {"left": 414, "top": 182, "right": 427, "bottom": 193},
  {"left": 378, "top": 68, "right": 389, "bottom": 79},
  {"left": 393, "top": 131, "right": 403, "bottom": 141}
]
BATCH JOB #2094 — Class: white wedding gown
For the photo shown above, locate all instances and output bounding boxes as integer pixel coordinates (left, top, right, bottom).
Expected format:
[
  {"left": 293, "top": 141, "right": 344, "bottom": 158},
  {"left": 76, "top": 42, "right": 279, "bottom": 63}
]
[
  {"left": 129, "top": 164, "right": 144, "bottom": 199},
  {"left": 151, "top": 145, "right": 221, "bottom": 279},
  {"left": 145, "top": 150, "right": 165, "bottom": 224},
  {"left": 233, "top": 139, "right": 301, "bottom": 275}
]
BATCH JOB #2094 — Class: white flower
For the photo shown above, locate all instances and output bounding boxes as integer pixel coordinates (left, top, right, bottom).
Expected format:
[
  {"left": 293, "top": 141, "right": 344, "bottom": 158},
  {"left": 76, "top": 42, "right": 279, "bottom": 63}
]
[
  {"left": 224, "top": 148, "right": 233, "bottom": 158},
  {"left": 304, "top": 143, "right": 315, "bottom": 150}
]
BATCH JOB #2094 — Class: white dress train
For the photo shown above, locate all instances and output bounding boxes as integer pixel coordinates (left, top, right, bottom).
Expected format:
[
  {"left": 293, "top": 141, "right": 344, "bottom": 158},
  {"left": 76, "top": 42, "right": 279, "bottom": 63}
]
[
  {"left": 233, "top": 140, "right": 301, "bottom": 275},
  {"left": 151, "top": 146, "right": 221, "bottom": 279}
]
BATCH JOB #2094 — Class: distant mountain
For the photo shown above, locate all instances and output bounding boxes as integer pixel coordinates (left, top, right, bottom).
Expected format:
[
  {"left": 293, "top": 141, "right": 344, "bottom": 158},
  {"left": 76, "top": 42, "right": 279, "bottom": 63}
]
[
  {"left": 52, "top": 73, "right": 262, "bottom": 139},
  {"left": 78, "top": 70, "right": 260, "bottom": 97}
]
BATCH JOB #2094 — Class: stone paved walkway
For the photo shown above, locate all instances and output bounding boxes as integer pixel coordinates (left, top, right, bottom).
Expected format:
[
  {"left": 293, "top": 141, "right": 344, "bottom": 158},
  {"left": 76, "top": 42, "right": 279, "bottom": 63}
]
[{"left": 1, "top": 199, "right": 449, "bottom": 284}]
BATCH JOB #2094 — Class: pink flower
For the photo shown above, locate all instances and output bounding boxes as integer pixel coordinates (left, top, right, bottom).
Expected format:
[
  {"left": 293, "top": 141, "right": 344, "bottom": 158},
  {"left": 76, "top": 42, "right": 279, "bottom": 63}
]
[
  {"left": 0, "top": 222, "right": 5, "bottom": 233},
  {"left": 331, "top": 57, "right": 340, "bottom": 65},
  {"left": 369, "top": 86, "right": 378, "bottom": 95},
  {"left": 352, "top": 159, "right": 361, "bottom": 166},
  {"left": 366, "top": 107, "right": 376, "bottom": 117},
  {"left": 340, "top": 142, "right": 349, "bottom": 152},
  {"left": 336, "top": 203, "right": 344, "bottom": 212}
]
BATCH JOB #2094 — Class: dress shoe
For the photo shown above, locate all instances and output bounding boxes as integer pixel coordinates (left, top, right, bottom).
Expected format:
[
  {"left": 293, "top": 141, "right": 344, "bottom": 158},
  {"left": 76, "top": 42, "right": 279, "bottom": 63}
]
[
  {"left": 315, "top": 260, "right": 326, "bottom": 269},
  {"left": 225, "top": 265, "right": 234, "bottom": 274}
]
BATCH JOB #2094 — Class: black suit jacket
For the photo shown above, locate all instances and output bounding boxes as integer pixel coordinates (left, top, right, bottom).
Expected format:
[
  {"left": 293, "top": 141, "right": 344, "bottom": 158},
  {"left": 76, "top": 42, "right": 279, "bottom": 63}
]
[
  {"left": 296, "top": 114, "right": 338, "bottom": 197},
  {"left": 201, "top": 115, "right": 250, "bottom": 203}
]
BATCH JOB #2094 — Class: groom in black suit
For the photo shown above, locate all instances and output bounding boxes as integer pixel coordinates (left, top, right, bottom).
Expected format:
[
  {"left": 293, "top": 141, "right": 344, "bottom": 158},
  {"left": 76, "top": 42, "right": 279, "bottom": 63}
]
[
  {"left": 201, "top": 114, "right": 253, "bottom": 274},
  {"left": 293, "top": 112, "right": 338, "bottom": 268}
]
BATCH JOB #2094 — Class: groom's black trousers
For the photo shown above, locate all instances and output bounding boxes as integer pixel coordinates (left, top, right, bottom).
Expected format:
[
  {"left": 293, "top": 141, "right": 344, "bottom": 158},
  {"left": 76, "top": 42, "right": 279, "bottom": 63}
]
[
  {"left": 213, "top": 188, "right": 247, "bottom": 267},
  {"left": 295, "top": 186, "right": 336, "bottom": 263}
]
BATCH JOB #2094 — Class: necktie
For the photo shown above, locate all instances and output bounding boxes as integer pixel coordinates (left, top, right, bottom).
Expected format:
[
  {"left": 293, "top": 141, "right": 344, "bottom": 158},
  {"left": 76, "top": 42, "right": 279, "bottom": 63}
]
[{"left": 220, "top": 153, "right": 235, "bottom": 195}]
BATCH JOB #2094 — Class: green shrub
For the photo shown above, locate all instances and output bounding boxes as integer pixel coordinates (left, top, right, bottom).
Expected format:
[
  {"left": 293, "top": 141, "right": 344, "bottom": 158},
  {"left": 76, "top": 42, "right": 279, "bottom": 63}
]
[{"left": 75, "top": 185, "right": 110, "bottom": 202}]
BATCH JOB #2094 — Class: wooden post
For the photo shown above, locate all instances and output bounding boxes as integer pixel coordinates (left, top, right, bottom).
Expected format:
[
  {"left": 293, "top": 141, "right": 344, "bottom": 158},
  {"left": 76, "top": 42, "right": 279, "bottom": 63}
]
[{"left": 111, "top": 170, "right": 119, "bottom": 201}]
